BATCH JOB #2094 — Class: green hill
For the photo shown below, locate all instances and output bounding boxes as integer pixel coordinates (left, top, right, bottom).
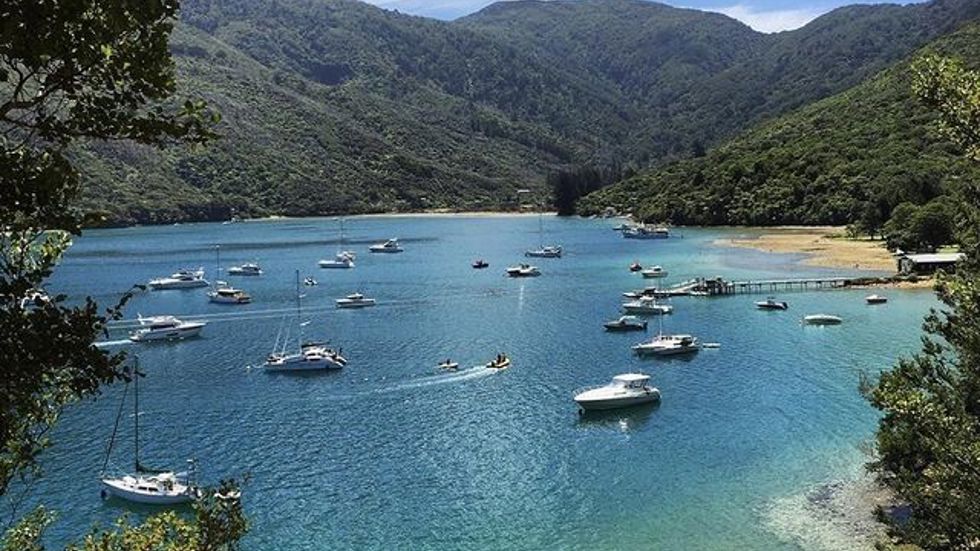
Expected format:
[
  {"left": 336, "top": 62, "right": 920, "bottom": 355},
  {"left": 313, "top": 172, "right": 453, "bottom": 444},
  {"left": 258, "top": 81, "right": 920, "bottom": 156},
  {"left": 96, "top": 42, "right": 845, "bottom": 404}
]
[
  {"left": 76, "top": 0, "right": 980, "bottom": 225},
  {"left": 577, "top": 21, "right": 980, "bottom": 228}
]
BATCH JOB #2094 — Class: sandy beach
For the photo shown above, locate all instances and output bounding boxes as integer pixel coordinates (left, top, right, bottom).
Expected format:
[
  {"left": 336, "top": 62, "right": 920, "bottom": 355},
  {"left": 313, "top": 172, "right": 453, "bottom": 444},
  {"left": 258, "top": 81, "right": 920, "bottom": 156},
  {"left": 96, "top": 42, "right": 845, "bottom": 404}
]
[{"left": 717, "top": 226, "right": 896, "bottom": 271}]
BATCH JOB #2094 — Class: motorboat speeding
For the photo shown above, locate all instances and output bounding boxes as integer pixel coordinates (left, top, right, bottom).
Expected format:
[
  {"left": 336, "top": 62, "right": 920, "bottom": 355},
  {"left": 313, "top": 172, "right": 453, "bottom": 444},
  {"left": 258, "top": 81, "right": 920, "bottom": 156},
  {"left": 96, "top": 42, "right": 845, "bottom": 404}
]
[{"left": 129, "top": 316, "right": 206, "bottom": 342}]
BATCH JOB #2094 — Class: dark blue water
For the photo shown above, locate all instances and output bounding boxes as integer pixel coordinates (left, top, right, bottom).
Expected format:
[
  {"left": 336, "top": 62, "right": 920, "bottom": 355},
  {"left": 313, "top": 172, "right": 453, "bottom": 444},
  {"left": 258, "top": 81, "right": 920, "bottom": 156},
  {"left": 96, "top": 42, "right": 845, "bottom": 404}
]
[{"left": 33, "top": 216, "right": 935, "bottom": 549}]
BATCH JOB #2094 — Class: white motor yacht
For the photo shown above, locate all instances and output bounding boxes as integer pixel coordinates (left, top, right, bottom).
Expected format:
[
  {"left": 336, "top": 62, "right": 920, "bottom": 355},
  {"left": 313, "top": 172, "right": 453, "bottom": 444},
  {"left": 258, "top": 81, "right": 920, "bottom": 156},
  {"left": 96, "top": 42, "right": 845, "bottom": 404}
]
[
  {"left": 369, "top": 238, "right": 404, "bottom": 253},
  {"left": 129, "top": 316, "right": 206, "bottom": 342},
  {"left": 574, "top": 373, "right": 661, "bottom": 411},
  {"left": 319, "top": 251, "right": 355, "bottom": 269},
  {"left": 621, "top": 296, "right": 673, "bottom": 315},
  {"left": 208, "top": 284, "right": 252, "bottom": 304},
  {"left": 506, "top": 264, "right": 541, "bottom": 277},
  {"left": 336, "top": 293, "right": 376, "bottom": 309},
  {"left": 148, "top": 268, "right": 208, "bottom": 290},
  {"left": 525, "top": 245, "right": 562, "bottom": 258},
  {"left": 803, "top": 314, "right": 843, "bottom": 325},
  {"left": 227, "top": 263, "right": 262, "bottom": 276},
  {"left": 632, "top": 334, "right": 700, "bottom": 356},
  {"left": 640, "top": 265, "right": 668, "bottom": 278}
]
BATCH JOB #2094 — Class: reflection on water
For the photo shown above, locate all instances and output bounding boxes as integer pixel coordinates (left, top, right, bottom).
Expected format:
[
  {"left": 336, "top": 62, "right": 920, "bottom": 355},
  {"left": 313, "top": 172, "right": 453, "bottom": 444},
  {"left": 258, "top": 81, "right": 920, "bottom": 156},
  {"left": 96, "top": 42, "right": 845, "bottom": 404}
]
[{"left": 575, "top": 402, "right": 660, "bottom": 432}]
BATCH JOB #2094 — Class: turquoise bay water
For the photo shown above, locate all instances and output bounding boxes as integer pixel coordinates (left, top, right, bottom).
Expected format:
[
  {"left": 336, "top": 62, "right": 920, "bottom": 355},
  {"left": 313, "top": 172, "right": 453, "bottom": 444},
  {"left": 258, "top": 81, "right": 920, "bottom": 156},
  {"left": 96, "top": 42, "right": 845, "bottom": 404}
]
[{"left": 34, "top": 216, "right": 935, "bottom": 549}]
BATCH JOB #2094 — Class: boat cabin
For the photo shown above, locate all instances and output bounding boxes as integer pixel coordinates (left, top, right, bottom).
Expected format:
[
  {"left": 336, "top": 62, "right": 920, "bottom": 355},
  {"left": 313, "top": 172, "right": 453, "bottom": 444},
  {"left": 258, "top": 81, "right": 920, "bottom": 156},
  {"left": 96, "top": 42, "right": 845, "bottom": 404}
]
[{"left": 612, "top": 374, "right": 651, "bottom": 389}]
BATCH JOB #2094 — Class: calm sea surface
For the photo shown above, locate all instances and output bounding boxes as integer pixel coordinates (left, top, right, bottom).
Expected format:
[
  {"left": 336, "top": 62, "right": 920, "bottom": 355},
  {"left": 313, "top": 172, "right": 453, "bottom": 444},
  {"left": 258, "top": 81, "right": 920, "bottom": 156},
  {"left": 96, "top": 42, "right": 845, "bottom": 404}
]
[{"left": 32, "top": 216, "right": 935, "bottom": 550}]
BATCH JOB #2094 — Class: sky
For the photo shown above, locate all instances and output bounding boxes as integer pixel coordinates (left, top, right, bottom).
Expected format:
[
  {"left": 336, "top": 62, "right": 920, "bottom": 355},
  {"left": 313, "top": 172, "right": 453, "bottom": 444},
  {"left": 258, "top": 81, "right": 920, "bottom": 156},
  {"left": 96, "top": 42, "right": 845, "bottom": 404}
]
[{"left": 361, "top": 0, "right": 922, "bottom": 33}]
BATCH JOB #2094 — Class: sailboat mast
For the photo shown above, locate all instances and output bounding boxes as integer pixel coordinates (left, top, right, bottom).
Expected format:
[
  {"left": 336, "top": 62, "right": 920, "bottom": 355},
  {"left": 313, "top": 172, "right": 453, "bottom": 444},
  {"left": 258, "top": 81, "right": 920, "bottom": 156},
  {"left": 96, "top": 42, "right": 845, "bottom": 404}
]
[
  {"left": 213, "top": 245, "right": 220, "bottom": 290},
  {"left": 134, "top": 362, "right": 140, "bottom": 472},
  {"left": 295, "top": 270, "right": 303, "bottom": 346}
]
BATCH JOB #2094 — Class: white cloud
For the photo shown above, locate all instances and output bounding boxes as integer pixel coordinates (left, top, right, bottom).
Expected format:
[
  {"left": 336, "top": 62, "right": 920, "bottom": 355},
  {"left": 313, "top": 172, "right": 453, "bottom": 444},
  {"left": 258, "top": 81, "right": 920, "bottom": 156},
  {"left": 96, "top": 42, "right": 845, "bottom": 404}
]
[{"left": 710, "top": 4, "right": 826, "bottom": 33}]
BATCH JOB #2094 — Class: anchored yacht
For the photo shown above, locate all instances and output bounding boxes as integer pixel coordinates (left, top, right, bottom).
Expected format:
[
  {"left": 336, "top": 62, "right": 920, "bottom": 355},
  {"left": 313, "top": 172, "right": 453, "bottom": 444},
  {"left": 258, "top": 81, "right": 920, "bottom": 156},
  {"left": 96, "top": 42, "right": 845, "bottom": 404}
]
[
  {"left": 336, "top": 293, "right": 376, "bottom": 309},
  {"left": 621, "top": 296, "right": 673, "bottom": 315},
  {"left": 574, "top": 373, "right": 661, "bottom": 411},
  {"left": 227, "top": 263, "right": 262, "bottom": 276},
  {"left": 369, "top": 238, "right": 404, "bottom": 253},
  {"left": 632, "top": 334, "right": 700, "bottom": 356},
  {"left": 148, "top": 268, "right": 208, "bottom": 290},
  {"left": 506, "top": 264, "right": 541, "bottom": 277},
  {"left": 129, "top": 316, "right": 206, "bottom": 342}
]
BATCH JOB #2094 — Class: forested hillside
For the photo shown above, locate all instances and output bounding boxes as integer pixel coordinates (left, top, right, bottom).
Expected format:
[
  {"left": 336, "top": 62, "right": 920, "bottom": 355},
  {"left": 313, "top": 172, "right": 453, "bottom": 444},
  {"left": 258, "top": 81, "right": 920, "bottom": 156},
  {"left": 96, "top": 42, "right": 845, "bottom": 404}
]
[
  {"left": 76, "top": 0, "right": 980, "bottom": 225},
  {"left": 578, "top": 22, "right": 980, "bottom": 233}
]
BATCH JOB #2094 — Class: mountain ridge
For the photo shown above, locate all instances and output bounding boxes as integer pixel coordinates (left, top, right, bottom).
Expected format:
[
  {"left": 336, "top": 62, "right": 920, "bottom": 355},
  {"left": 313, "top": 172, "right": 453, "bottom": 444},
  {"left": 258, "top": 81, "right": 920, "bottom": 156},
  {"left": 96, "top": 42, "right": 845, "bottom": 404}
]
[{"left": 75, "top": 0, "right": 980, "bottom": 225}]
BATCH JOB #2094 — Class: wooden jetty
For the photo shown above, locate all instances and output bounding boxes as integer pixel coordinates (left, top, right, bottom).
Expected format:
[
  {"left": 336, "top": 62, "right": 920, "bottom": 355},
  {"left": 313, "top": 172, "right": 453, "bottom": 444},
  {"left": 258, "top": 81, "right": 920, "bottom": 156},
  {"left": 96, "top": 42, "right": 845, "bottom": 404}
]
[{"left": 664, "top": 276, "right": 862, "bottom": 296}]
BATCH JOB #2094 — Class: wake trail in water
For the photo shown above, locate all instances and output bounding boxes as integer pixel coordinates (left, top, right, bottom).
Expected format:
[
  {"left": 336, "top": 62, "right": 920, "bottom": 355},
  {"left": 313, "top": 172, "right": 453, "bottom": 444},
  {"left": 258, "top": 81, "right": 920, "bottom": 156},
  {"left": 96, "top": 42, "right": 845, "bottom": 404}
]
[
  {"left": 94, "top": 339, "right": 133, "bottom": 348},
  {"left": 376, "top": 365, "right": 496, "bottom": 393}
]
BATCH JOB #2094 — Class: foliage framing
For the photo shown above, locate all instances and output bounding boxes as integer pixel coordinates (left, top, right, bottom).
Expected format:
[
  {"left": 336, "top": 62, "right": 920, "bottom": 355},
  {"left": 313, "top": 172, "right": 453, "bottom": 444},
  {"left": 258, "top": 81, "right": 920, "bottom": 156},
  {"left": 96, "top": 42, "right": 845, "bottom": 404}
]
[{"left": 1, "top": 1, "right": 240, "bottom": 549}]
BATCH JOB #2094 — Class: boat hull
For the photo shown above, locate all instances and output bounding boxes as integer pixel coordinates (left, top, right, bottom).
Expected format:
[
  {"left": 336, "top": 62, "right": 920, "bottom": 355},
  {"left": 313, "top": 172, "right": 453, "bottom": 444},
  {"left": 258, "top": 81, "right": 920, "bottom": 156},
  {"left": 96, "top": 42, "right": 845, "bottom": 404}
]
[
  {"left": 336, "top": 300, "right": 376, "bottom": 309},
  {"left": 130, "top": 325, "right": 204, "bottom": 342},
  {"left": 100, "top": 479, "right": 195, "bottom": 505},
  {"left": 632, "top": 345, "right": 699, "bottom": 356},
  {"left": 263, "top": 357, "right": 345, "bottom": 371},
  {"left": 576, "top": 392, "right": 660, "bottom": 411},
  {"left": 148, "top": 280, "right": 209, "bottom": 290},
  {"left": 319, "top": 261, "right": 354, "bottom": 269},
  {"left": 604, "top": 322, "right": 647, "bottom": 332}
]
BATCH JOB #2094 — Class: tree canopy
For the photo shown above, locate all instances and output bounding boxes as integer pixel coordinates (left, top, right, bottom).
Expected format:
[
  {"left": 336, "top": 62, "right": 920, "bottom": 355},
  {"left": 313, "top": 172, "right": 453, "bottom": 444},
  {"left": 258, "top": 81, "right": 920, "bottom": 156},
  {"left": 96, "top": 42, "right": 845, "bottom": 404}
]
[
  {"left": 864, "top": 54, "right": 980, "bottom": 549},
  {"left": 1, "top": 1, "right": 241, "bottom": 549}
]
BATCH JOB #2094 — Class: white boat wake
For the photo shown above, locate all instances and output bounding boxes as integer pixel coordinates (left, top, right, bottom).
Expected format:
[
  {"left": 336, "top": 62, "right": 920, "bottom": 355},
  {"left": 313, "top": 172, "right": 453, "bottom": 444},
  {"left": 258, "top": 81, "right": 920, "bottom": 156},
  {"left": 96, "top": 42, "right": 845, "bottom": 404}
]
[
  {"left": 94, "top": 339, "right": 133, "bottom": 348},
  {"left": 378, "top": 365, "right": 496, "bottom": 393}
]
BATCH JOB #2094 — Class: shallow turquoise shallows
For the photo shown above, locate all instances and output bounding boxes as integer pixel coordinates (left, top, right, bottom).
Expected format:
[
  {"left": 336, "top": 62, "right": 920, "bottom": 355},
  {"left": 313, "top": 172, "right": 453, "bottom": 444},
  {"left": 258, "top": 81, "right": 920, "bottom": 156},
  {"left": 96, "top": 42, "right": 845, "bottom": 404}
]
[{"left": 34, "top": 216, "right": 935, "bottom": 550}]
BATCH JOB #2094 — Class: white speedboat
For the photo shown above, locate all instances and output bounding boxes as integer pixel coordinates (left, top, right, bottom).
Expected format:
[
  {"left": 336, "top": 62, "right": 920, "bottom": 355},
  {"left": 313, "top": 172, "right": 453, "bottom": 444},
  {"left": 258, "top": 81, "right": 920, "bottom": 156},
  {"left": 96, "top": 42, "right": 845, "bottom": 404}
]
[
  {"left": 148, "top": 268, "right": 208, "bottom": 290},
  {"left": 319, "top": 252, "right": 355, "bottom": 269},
  {"left": 129, "top": 316, "right": 206, "bottom": 342},
  {"left": 369, "top": 238, "right": 404, "bottom": 253},
  {"left": 506, "top": 264, "right": 541, "bottom": 277},
  {"left": 227, "top": 263, "right": 262, "bottom": 276},
  {"left": 574, "top": 373, "right": 661, "bottom": 411},
  {"left": 603, "top": 315, "right": 648, "bottom": 332},
  {"left": 866, "top": 294, "right": 887, "bottom": 304},
  {"left": 101, "top": 469, "right": 199, "bottom": 505},
  {"left": 525, "top": 245, "right": 562, "bottom": 258},
  {"left": 755, "top": 297, "right": 788, "bottom": 310},
  {"left": 632, "top": 334, "right": 700, "bottom": 356},
  {"left": 640, "top": 265, "right": 668, "bottom": 278},
  {"left": 803, "top": 314, "right": 843, "bottom": 325},
  {"left": 336, "top": 293, "right": 376, "bottom": 309},
  {"left": 621, "top": 296, "right": 673, "bottom": 315},
  {"left": 208, "top": 284, "right": 252, "bottom": 304}
]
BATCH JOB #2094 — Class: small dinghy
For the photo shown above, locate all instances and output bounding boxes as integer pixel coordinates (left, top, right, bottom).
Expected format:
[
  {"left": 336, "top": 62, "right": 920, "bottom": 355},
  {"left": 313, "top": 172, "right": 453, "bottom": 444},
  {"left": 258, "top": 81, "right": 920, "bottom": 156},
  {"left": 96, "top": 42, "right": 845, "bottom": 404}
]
[
  {"left": 865, "top": 294, "right": 887, "bottom": 304},
  {"left": 803, "top": 314, "right": 843, "bottom": 325},
  {"left": 629, "top": 262, "right": 643, "bottom": 272},
  {"left": 438, "top": 360, "right": 459, "bottom": 371},
  {"left": 472, "top": 259, "right": 489, "bottom": 269},
  {"left": 486, "top": 355, "right": 511, "bottom": 370},
  {"left": 755, "top": 297, "right": 788, "bottom": 310}
]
